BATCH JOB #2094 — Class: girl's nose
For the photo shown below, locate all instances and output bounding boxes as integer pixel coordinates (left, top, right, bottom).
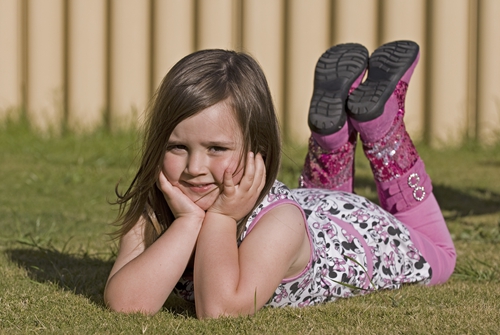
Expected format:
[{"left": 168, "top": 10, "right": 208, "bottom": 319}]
[{"left": 185, "top": 152, "right": 208, "bottom": 176}]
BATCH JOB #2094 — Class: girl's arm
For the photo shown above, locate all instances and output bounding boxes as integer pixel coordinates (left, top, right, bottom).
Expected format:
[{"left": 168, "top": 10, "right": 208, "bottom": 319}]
[
  {"left": 194, "top": 153, "right": 311, "bottom": 318},
  {"left": 104, "top": 172, "right": 205, "bottom": 315}
]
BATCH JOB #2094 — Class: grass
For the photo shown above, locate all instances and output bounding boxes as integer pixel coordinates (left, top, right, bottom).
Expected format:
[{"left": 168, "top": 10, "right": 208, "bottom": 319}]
[{"left": 1, "top": 120, "right": 499, "bottom": 334}]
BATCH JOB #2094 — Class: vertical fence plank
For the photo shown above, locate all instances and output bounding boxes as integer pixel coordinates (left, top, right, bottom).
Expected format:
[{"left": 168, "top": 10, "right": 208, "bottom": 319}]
[
  {"left": 26, "top": 0, "right": 65, "bottom": 132},
  {"left": 67, "top": 0, "right": 107, "bottom": 132},
  {"left": 428, "top": 0, "right": 470, "bottom": 146},
  {"left": 379, "top": 0, "right": 426, "bottom": 141},
  {"left": 477, "top": 0, "right": 500, "bottom": 144},
  {"left": 466, "top": 0, "right": 478, "bottom": 143},
  {"left": 197, "top": 0, "right": 239, "bottom": 50},
  {"left": 0, "top": 0, "right": 22, "bottom": 120},
  {"left": 109, "top": 0, "right": 151, "bottom": 129},
  {"left": 332, "top": 0, "right": 379, "bottom": 52},
  {"left": 153, "top": 0, "right": 195, "bottom": 90},
  {"left": 242, "top": 0, "right": 285, "bottom": 122},
  {"left": 285, "top": 0, "right": 330, "bottom": 143}
]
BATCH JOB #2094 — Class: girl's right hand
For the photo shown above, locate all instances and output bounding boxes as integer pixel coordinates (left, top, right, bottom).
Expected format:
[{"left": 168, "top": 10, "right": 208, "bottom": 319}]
[
  {"left": 106, "top": 172, "right": 205, "bottom": 315},
  {"left": 158, "top": 170, "right": 205, "bottom": 220}
]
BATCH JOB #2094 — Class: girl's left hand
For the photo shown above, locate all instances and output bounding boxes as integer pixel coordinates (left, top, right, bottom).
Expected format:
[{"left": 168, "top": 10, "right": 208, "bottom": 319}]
[
  {"left": 158, "top": 170, "right": 206, "bottom": 221},
  {"left": 207, "top": 152, "right": 266, "bottom": 222}
]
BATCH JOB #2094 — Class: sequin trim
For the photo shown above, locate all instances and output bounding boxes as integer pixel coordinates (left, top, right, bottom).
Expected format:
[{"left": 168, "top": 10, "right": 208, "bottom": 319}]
[
  {"left": 299, "top": 132, "right": 356, "bottom": 190},
  {"left": 362, "top": 81, "right": 418, "bottom": 182}
]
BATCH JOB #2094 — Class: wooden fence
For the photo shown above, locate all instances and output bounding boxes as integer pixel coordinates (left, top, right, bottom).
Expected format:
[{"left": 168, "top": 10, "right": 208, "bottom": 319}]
[{"left": 1, "top": 0, "right": 499, "bottom": 146}]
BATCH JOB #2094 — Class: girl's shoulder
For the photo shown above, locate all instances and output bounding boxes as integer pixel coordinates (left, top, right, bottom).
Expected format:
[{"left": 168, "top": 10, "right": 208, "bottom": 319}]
[{"left": 238, "top": 180, "right": 300, "bottom": 242}]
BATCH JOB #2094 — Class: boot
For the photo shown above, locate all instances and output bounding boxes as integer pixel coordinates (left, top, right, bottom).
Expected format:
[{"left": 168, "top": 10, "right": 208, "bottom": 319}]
[
  {"left": 347, "top": 40, "right": 431, "bottom": 213},
  {"left": 300, "top": 43, "right": 368, "bottom": 192}
]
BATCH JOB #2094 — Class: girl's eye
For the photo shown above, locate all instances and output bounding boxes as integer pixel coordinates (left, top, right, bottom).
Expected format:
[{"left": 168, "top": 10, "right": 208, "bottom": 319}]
[
  {"left": 210, "top": 146, "right": 227, "bottom": 152},
  {"left": 167, "top": 144, "right": 187, "bottom": 152}
]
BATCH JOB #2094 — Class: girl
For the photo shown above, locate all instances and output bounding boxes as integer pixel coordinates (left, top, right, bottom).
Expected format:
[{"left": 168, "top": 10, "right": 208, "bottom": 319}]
[{"left": 104, "top": 41, "right": 456, "bottom": 318}]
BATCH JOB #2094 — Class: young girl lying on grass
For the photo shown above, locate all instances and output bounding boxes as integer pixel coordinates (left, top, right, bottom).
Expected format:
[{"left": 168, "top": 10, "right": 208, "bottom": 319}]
[{"left": 104, "top": 41, "right": 456, "bottom": 318}]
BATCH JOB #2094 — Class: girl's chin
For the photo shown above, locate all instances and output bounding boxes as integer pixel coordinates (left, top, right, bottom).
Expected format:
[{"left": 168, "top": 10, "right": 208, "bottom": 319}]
[
  {"left": 194, "top": 202, "right": 211, "bottom": 211},
  {"left": 190, "top": 193, "right": 218, "bottom": 211}
]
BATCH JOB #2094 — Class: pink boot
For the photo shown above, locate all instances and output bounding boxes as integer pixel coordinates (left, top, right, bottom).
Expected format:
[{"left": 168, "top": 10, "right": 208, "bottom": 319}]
[
  {"left": 347, "top": 41, "right": 430, "bottom": 213},
  {"left": 300, "top": 43, "right": 368, "bottom": 192}
]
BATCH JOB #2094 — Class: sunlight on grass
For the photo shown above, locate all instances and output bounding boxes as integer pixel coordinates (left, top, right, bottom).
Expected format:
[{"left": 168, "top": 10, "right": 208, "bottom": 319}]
[{"left": 1, "top": 120, "right": 499, "bottom": 333}]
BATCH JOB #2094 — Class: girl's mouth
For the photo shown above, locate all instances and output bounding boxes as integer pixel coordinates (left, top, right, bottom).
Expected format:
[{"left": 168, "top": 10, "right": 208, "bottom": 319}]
[{"left": 182, "top": 181, "right": 216, "bottom": 194}]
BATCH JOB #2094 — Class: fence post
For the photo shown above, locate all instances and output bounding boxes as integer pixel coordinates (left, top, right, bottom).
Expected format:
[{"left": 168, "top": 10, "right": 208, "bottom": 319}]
[
  {"left": 379, "top": 0, "right": 426, "bottom": 141},
  {"left": 242, "top": 0, "right": 285, "bottom": 123},
  {"left": 477, "top": 0, "right": 500, "bottom": 144},
  {"left": 332, "top": 0, "right": 379, "bottom": 52},
  {"left": 0, "top": 0, "right": 23, "bottom": 120},
  {"left": 109, "top": 0, "right": 151, "bottom": 130},
  {"left": 285, "top": 0, "right": 330, "bottom": 144},
  {"left": 196, "top": 0, "right": 239, "bottom": 50},
  {"left": 67, "top": 0, "right": 107, "bottom": 132},
  {"left": 427, "top": 0, "right": 470, "bottom": 146},
  {"left": 152, "top": 0, "right": 195, "bottom": 90},
  {"left": 26, "top": 0, "right": 65, "bottom": 133}
]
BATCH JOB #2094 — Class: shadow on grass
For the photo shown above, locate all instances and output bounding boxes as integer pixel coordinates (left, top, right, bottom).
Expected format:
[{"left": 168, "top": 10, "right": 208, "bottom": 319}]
[
  {"left": 5, "top": 246, "right": 197, "bottom": 316},
  {"left": 354, "top": 177, "right": 500, "bottom": 217},
  {"left": 6, "top": 247, "right": 113, "bottom": 306},
  {"left": 433, "top": 185, "right": 500, "bottom": 217}
]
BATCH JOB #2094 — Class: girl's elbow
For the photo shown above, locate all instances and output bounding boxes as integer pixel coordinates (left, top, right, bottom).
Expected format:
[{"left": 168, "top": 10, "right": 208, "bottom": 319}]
[
  {"left": 104, "top": 288, "right": 160, "bottom": 316},
  {"left": 195, "top": 301, "right": 224, "bottom": 319},
  {"left": 195, "top": 300, "right": 257, "bottom": 319},
  {"left": 106, "top": 299, "right": 160, "bottom": 316},
  {"left": 196, "top": 307, "right": 243, "bottom": 320}
]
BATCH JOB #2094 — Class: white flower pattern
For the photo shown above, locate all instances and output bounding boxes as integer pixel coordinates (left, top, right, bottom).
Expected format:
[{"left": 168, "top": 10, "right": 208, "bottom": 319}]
[{"left": 174, "top": 181, "right": 432, "bottom": 307}]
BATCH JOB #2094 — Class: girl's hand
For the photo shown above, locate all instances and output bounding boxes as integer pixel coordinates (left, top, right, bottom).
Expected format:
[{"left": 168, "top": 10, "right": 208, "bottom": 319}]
[
  {"left": 208, "top": 152, "right": 266, "bottom": 222},
  {"left": 158, "top": 170, "right": 205, "bottom": 220}
]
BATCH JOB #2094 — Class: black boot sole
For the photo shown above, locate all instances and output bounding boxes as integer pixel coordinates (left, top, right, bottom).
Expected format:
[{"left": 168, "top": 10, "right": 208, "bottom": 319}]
[
  {"left": 308, "top": 43, "right": 368, "bottom": 135},
  {"left": 347, "top": 40, "right": 419, "bottom": 122}
]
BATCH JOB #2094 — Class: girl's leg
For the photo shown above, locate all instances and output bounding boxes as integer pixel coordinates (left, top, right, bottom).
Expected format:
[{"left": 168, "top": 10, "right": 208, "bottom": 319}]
[
  {"left": 395, "top": 194, "right": 456, "bottom": 285},
  {"left": 300, "top": 43, "right": 368, "bottom": 192},
  {"left": 348, "top": 40, "right": 456, "bottom": 284}
]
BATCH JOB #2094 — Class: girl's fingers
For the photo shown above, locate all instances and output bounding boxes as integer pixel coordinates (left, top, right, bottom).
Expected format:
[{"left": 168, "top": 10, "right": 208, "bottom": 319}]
[
  {"left": 210, "top": 152, "right": 266, "bottom": 221},
  {"left": 158, "top": 170, "right": 173, "bottom": 197},
  {"left": 240, "top": 152, "right": 267, "bottom": 193},
  {"left": 158, "top": 170, "right": 205, "bottom": 219},
  {"left": 222, "top": 167, "right": 236, "bottom": 195},
  {"left": 241, "top": 152, "right": 256, "bottom": 189}
]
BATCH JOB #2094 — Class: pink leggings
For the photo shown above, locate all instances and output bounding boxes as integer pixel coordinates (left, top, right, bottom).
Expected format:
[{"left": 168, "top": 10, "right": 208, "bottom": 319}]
[
  {"left": 302, "top": 128, "right": 456, "bottom": 284},
  {"left": 394, "top": 193, "right": 456, "bottom": 285}
]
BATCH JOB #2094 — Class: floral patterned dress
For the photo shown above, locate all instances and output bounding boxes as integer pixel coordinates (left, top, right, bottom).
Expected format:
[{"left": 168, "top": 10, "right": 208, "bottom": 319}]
[{"left": 174, "top": 180, "right": 431, "bottom": 307}]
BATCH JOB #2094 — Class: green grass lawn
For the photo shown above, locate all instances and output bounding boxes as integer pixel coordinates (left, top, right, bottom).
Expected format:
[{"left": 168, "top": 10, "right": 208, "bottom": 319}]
[{"left": 1, "top": 120, "right": 499, "bottom": 334}]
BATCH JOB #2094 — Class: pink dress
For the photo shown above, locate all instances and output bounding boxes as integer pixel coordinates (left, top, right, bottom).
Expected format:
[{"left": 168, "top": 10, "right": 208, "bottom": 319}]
[{"left": 174, "top": 180, "right": 431, "bottom": 307}]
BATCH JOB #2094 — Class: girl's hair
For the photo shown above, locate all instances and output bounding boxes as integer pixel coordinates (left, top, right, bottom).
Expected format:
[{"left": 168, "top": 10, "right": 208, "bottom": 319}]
[{"left": 114, "top": 49, "right": 281, "bottom": 247}]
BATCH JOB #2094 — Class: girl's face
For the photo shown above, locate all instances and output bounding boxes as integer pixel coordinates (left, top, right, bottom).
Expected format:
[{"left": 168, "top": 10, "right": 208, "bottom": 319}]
[{"left": 162, "top": 100, "right": 245, "bottom": 211}]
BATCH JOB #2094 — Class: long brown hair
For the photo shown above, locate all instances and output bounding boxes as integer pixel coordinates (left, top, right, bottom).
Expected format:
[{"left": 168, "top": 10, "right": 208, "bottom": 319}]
[{"left": 113, "top": 49, "right": 281, "bottom": 247}]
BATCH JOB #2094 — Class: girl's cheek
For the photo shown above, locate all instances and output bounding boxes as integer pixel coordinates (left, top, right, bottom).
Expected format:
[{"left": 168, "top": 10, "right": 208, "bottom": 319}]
[
  {"left": 162, "top": 154, "right": 182, "bottom": 183},
  {"left": 230, "top": 154, "right": 245, "bottom": 183},
  {"left": 218, "top": 155, "right": 244, "bottom": 184},
  {"left": 232, "top": 165, "right": 244, "bottom": 184}
]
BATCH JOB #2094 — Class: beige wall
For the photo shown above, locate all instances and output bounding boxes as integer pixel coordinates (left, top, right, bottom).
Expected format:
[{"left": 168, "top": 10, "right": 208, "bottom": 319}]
[{"left": 0, "top": 0, "right": 499, "bottom": 145}]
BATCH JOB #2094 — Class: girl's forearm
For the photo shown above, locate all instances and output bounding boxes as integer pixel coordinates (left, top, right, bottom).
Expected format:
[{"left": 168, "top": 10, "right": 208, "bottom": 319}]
[
  {"left": 193, "top": 212, "right": 246, "bottom": 318},
  {"left": 104, "top": 217, "right": 202, "bottom": 315}
]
